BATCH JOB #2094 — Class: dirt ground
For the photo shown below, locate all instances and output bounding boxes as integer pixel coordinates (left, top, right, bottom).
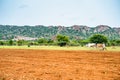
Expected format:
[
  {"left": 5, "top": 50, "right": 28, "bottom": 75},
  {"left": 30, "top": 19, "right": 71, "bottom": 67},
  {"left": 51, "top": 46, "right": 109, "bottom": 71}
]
[{"left": 0, "top": 49, "right": 120, "bottom": 80}]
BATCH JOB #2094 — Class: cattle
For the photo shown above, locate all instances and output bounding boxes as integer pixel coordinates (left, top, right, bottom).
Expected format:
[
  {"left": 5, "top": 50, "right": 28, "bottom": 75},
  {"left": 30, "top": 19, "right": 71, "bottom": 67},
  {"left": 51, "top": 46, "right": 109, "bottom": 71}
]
[
  {"left": 96, "top": 43, "right": 107, "bottom": 50},
  {"left": 86, "top": 43, "right": 96, "bottom": 48},
  {"left": 86, "top": 43, "right": 107, "bottom": 51}
]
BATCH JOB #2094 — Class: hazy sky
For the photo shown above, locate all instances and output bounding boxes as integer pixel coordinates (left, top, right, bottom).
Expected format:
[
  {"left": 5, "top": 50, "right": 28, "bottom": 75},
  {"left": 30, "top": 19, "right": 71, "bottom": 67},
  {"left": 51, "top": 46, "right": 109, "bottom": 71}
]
[{"left": 0, "top": 0, "right": 120, "bottom": 27}]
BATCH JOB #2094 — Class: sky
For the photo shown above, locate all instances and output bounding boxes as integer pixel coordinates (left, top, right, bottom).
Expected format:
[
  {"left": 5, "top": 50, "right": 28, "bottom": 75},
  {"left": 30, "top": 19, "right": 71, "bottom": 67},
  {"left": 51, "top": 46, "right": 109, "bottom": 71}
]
[{"left": 0, "top": 0, "right": 120, "bottom": 27}]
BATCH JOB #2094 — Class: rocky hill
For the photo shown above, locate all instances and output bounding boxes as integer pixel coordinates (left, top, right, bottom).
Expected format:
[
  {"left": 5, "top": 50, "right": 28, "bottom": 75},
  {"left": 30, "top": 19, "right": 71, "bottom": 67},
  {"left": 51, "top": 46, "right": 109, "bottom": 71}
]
[{"left": 0, "top": 25, "right": 120, "bottom": 40}]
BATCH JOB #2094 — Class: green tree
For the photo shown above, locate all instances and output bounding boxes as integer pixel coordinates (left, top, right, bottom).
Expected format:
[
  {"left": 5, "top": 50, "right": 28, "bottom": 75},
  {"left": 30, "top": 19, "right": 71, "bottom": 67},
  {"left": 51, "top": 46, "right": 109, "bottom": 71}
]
[
  {"left": 56, "top": 34, "right": 69, "bottom": 46},
  {"left": 89, "top": 34, "right": 108, "bottom": 44},
  {"left": 116, "top": 40, "right": 120, "bottom": 46},
  {"left": 8, "top": 40, "right": 13, "bottom": 45},
  {"left": 47, "top": 39, "right": 54, "bottom": 45},
  {"left": 17, "top": 40, "right": 24, "bottom": 46},
  {"left": 69, "top": 39, "right": 80, "bottom": 46},
  {"left": 0, "top": 41, "right": 4, "bottom": 45},
  {"left": 78, "top": 39, "right": 90, "bottom": 46},
  {"left": 37, "top": 38, "right": 47, "bottom": 45},
  {"left": 109, "top": 40, "right": 116, "bottom": 46}
]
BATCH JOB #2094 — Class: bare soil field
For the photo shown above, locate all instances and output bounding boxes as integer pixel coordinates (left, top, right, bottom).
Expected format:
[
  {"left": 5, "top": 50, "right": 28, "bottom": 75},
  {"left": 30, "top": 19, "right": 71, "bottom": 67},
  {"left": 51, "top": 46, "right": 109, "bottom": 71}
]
[{"left": 0, "top": 49, "right": 120, "bottom": 80}]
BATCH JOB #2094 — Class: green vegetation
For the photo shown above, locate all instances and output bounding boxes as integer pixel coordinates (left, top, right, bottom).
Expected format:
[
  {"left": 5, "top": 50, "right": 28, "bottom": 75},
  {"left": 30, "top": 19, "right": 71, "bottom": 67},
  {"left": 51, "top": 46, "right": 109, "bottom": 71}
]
[
  {"left": 0, "top": 41, "right": 4, "bottom": 45},
  {"left": 0, "top": 33, "right": 120, "bottom": 51},
  {"left": 37, "top": 38, "right": 48, "bottom": 45},
  {"left": 89, "top": 34, "right": 108, "bottom": 43},
  {"left": 8, "top": 40, "right": 14, "bottom": 45},
  {"left": 17, "top": 40, "right": 24, "bottom": 46},
  {"left": 0, "top": 34, "right": 120, "bottom": 47},
  {"left": 56, "top": 34, "right": 69, "bottom": 46},
  {"left": 0, "top": 25, "right": 120, "bottom": 40},
  {"left": 0, "top": 24, "right": 120, "bottom": 49}
]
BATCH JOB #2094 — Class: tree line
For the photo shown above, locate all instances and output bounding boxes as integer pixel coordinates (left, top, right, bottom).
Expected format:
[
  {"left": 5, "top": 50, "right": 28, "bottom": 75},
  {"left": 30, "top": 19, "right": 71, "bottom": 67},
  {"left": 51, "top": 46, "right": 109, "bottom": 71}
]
[{"left": 0, "top": 34, "right": 120, "bottom": 47}]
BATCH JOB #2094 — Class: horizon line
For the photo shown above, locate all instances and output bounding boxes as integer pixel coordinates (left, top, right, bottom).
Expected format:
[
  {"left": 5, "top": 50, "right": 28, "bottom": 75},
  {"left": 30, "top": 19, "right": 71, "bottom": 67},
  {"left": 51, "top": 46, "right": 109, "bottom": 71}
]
[{"left": 0, "top": 24, "right": 120, "bottom": 28}]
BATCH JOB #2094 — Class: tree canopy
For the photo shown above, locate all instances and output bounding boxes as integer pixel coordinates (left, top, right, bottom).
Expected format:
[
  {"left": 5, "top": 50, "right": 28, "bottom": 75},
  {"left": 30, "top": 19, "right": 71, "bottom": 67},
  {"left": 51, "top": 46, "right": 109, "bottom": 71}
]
[
  {"left": 89, "top": 34, "right": 108, "bottom": 44},
  {"left": 56, "top": 34, "right": 69, "bottom": 46}
]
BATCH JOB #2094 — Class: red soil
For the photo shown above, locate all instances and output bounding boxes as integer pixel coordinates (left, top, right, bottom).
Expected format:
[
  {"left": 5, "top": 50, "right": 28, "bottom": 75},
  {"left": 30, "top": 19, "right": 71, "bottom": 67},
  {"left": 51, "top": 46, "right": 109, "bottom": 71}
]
[{"left": 0, "top": 49, "right": 120, "bottom": 80}]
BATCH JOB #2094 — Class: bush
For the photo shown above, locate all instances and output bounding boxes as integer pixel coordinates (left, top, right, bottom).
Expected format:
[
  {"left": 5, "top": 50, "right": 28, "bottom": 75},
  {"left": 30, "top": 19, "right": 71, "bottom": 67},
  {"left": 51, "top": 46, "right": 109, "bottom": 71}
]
[
  {"left": 56, "top": 34, "right": 69, "bottom": 46},
  {"left": 58, "top": 41, "right": 67, "bottom": 47},
  {"left": 0, "top": 41, "right": 4, "bottom": 45},
  {"left": 17, "top": 40, "right": 24, "bottom": 46}
]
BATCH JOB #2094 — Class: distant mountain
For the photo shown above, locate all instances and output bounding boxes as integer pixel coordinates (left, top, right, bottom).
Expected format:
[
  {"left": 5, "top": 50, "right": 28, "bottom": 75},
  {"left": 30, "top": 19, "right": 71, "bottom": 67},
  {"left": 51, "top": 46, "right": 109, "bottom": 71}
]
[{"left": 0, "top": 25, "right": 120, "bottom": 40}]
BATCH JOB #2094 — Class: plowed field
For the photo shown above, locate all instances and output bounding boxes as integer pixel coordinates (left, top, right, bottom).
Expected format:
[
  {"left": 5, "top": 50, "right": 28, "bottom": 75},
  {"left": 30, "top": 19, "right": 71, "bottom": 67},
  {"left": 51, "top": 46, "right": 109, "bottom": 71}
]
[{"left": 0, "top": 49, "right": 120, "bottom": 80}]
